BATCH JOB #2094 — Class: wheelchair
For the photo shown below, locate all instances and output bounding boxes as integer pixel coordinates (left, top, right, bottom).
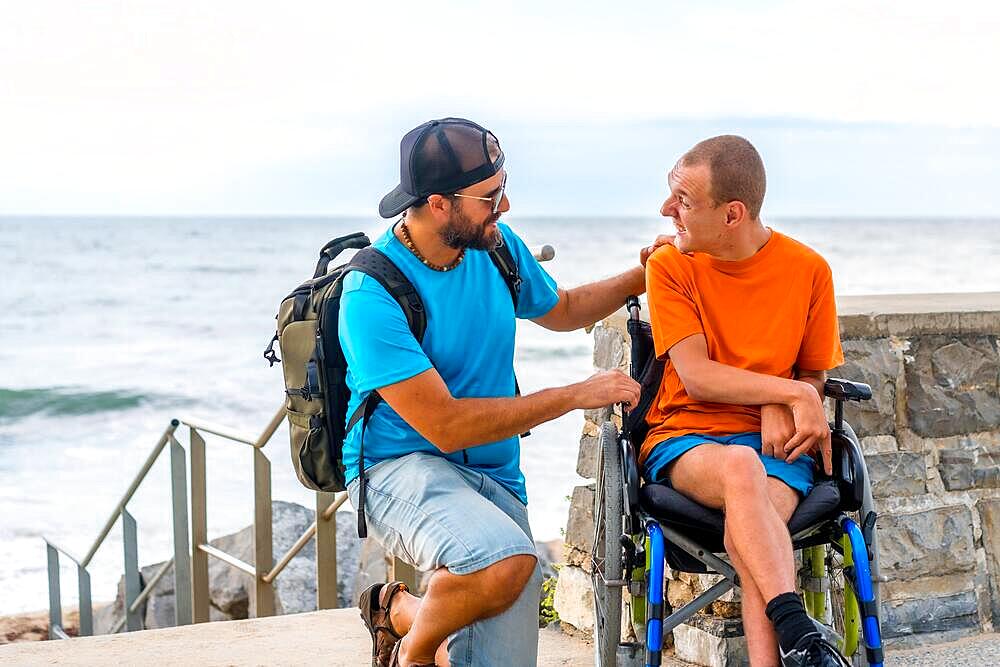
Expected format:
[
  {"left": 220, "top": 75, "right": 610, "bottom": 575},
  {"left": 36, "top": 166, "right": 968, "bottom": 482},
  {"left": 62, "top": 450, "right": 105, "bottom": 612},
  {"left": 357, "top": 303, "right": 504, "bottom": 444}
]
[{"left": 591, "top": 297, "right": 885, "bottom": 667}]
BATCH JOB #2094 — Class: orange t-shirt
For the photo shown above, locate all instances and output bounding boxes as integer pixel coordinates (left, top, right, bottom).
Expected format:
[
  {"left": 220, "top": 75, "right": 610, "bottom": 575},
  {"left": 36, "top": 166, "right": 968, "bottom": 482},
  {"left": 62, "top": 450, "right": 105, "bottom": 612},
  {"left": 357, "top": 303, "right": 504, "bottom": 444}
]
[{"left": 640, "top": 230, "right": 844, "bottom": 465}]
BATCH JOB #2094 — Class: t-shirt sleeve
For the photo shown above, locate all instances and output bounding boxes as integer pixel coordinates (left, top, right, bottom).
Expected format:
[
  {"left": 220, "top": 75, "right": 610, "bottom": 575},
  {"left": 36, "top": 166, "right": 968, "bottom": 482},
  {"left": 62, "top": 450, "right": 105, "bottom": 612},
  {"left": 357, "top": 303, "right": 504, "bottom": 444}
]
[
  {"left": 796, "top": 259, "right": 845, "bottom": 371},
  {"left": 498, "top": 223, "right": 560, "bottom": 319},
  {"left": 338, "top": 271, "right": 434, "bottom": 394},
  {"left": 645, "top": 248, "right": 704, "bottom": 358}
]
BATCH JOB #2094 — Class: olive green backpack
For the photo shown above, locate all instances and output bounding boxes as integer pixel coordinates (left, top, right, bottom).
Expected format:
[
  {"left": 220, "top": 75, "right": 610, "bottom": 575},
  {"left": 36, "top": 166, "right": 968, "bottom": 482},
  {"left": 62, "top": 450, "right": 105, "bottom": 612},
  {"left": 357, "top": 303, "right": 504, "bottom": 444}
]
[{"left": 265, "top": 230, "right": 522, "bottom": 537}]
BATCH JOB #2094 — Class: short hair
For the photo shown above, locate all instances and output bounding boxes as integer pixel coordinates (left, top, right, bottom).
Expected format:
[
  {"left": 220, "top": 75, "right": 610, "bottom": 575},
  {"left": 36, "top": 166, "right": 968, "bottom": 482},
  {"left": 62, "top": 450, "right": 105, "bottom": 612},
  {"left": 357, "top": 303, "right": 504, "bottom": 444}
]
[{"left": 681, "top": 135, "right": 766, "bottom": 219}]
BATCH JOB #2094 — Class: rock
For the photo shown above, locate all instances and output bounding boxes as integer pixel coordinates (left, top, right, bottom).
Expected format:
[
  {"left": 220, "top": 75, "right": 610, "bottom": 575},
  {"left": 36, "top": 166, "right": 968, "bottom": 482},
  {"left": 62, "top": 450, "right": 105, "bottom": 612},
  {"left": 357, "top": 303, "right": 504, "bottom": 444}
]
[
  {"left": 593, "top": 324, "right": 627, "bottom": 371},
  {"left": 861, "top": 434, "right": 899, "bottom": 455},
  {"left": 584, "top": 406, "right": 613, "bottom": 428},
  {"left": 974, "top": 466, "right": 1000, "bottom": 489},
  {"left": 939, "top": 448, "right": 976, "bottom": 491},
  {"left": 977, "top": 499, "right": 1000, "bottom": 626},
  {"left": 879, "top": 505, "right": 976, "bottom": 581},
  {"left": 830, "top": 338, "right": 901, "bottom": 435},
  {"left": 553, "top": 565, "right": 594, "bottom": 634},
  {"left": 673, "top": 615, "right": 746, "bottom": 667},
  {"left": 866, "top": 452, "right": 927, "bottom": 497},
  {"left": 882, "top": 591, "right": 980, "bottom": 639},
  {"left": 905, "top": 336, "right": 1000, "bottom": 438},
  {"left": 0, "top": 609, "right": 81, "bottom": 643},
  {"left": 95, "top": 502, "right": 362, "bottom": 633},
  {"left": 577, "top": 433, "right": 599, "bottom": 480},
  {"left": 564, "top": 484, "right": 595, "bottom": 555}
]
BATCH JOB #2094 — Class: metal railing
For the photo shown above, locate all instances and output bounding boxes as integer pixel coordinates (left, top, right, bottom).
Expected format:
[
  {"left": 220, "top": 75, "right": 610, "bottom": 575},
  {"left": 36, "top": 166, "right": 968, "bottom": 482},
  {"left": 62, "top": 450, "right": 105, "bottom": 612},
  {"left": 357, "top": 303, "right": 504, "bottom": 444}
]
[
  {"left": 44, "top": 419, "right": 189, "bottom": 638},
  {"left": 44, "top": 407, "right": 417, "bottom": 639}
]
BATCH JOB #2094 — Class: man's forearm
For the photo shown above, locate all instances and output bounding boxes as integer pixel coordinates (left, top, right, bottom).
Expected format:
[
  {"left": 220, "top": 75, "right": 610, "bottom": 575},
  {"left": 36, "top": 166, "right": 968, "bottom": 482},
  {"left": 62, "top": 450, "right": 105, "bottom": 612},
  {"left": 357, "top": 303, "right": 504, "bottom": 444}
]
[
  {"left": 681, "top": 357, "right": 812, "bottom": 408},
  {"left": 430, "top": 385, "right": 580, "bottom": 452},
  {"left": 548, "top": 266, "right": 645, "bottom": 332}
]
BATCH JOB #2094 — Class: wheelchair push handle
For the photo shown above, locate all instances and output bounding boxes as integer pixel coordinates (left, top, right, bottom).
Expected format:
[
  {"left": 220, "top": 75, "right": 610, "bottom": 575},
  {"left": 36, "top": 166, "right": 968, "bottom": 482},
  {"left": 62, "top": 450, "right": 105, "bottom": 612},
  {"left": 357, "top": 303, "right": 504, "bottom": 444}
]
[{"left": 626, "top": 295, "right": 641, "bottom": 321}]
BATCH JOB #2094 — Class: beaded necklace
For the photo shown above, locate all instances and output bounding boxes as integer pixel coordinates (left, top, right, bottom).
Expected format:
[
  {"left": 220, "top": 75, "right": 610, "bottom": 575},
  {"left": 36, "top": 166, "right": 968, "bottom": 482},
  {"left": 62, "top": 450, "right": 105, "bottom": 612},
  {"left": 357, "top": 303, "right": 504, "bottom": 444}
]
[{"left": 399, "top": 220, "right": 465, "bottom": 272}]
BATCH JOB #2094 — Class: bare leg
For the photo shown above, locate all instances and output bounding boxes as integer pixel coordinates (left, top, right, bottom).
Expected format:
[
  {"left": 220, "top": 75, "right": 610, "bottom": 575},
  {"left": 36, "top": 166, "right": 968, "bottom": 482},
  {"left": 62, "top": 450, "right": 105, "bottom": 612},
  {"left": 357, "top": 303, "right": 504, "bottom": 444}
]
[
  {"left": 724, "top": 478, "right": 800, "bottom": 666},
  {"left": 669, "top": 445, "right": 801, "bottom": 666},
  {"left": 391, "top": 554, "right": 537, "bottom": 665},
  {"left": 386, "top": 591, "right": 449, "bottom": 666}
]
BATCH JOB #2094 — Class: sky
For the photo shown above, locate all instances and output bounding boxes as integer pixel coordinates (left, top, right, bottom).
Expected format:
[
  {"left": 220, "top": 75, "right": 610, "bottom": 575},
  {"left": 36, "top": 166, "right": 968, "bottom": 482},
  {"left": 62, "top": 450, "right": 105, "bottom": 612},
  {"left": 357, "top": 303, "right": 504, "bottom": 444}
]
[{"left": 2, "top": 0, "right": 999, "bottom": 217}]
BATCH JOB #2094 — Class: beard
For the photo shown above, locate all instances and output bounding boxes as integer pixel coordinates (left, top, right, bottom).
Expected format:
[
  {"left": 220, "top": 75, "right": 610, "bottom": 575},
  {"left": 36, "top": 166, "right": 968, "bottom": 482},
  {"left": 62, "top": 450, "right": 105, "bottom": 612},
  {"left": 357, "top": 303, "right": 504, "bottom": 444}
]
[{"left": 439, "top": 201, "right": 501, "bottom": 251}]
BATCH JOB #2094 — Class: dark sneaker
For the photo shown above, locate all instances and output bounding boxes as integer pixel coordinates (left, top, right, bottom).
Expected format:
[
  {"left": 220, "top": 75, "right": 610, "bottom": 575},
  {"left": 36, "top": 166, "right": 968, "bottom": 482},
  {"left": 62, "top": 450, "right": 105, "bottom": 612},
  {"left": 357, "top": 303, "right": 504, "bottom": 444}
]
[{"left": 779, "top": 633, "right": 851, "bottom": 667}]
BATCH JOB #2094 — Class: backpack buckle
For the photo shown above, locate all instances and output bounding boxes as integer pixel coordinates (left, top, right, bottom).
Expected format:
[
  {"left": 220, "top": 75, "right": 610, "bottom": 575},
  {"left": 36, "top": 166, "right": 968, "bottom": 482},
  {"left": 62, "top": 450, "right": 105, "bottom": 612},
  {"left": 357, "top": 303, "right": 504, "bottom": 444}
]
[{"left": 263, "top": 334, "right": 281, "bottom": 367}]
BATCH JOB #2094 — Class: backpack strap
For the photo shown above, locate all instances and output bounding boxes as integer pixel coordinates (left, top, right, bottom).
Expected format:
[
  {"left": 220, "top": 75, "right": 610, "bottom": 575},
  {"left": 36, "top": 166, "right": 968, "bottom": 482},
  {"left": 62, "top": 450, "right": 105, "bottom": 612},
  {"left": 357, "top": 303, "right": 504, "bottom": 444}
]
[
  {"left": 487, "top": 234, "right": 522, "bottom": 311},
  {"left": 487, "top": 234, "right": 532, "bottom": 436},
  {"left": 342, "top": 246, "right": 427, "bottom": 538}
]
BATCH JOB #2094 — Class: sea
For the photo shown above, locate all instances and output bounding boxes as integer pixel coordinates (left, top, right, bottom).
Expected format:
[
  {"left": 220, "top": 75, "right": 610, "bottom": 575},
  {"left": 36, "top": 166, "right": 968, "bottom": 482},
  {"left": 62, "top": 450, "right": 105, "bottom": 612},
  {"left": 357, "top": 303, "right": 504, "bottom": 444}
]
[{"left": 1, "top": 216, "right": 998, "bottom": 615}]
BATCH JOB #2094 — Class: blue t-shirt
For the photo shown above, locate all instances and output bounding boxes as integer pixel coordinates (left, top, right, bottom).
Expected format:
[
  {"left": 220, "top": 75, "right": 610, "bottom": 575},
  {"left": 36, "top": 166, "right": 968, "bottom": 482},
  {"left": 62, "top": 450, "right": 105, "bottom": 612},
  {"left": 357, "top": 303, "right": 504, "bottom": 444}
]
[{"left": 338, "top": 222, "right": 560, "bottom": 503}]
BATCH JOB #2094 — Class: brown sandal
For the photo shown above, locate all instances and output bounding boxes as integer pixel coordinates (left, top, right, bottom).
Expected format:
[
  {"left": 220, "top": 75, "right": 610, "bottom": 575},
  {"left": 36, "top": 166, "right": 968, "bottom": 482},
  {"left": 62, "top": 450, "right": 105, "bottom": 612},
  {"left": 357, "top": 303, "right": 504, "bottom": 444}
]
[
  {"left": 359, "top": 581, "right": 409, "bottom": 667},
  {"left": 388, "top": 639, "right": 436, "bottom": 667}
]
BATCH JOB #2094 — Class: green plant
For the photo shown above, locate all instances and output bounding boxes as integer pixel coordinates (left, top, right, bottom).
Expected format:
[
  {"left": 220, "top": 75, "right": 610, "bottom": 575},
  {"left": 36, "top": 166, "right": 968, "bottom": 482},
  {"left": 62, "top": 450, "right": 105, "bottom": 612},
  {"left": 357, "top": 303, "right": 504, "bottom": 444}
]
[{"left": 538, "top": 574, "right": 561, "bottom": 627}]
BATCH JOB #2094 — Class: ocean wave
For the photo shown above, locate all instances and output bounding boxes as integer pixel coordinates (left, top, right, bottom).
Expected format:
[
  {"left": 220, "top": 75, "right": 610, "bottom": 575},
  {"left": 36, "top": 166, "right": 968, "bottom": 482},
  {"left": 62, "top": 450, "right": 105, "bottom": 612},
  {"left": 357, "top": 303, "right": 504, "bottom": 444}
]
[
  {"left": 0, "top": 387, "right": 154, "bottom": 420},
  {"left": 516, "top": 345, "right": 591, "bottom": 361}
]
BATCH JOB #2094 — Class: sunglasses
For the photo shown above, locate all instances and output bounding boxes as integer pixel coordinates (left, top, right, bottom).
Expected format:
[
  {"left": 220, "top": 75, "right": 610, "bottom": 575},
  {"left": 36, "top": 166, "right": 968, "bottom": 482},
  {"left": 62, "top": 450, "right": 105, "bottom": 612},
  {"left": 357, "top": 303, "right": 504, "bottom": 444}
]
[{"left": 451, "top": 173, "right": 507, "bottom": 214}]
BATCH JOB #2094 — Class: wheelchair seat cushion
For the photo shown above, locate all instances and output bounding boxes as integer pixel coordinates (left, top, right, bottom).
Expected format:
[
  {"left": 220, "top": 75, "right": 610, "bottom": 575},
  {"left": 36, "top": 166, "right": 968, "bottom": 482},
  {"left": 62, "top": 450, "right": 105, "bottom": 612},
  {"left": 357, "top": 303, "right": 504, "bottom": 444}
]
[{"left": 639, "top": 479, "right": 842, "bottom": 556}]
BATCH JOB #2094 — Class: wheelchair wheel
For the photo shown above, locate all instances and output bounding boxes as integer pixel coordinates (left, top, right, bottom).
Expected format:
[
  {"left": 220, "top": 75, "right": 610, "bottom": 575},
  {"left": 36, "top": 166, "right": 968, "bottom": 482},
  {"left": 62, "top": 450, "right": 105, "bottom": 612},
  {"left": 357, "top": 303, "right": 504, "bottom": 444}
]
[{"left": 591, "top": 420, "right": 624, "bottom": 667}]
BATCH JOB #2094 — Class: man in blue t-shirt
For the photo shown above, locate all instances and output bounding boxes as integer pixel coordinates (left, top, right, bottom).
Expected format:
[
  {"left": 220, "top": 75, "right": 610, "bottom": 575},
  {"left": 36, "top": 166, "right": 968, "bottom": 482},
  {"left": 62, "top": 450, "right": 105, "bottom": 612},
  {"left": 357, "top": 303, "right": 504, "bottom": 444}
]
[{"left": 345, "top": 118, "right": 665, "bottom": 667}]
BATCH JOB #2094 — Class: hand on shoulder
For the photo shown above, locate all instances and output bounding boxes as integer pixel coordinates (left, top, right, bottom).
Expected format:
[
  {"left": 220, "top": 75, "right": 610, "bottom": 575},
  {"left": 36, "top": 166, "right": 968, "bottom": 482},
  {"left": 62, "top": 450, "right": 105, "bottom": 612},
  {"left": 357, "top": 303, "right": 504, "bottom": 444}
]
[{"left": 640, "top": 234, "right": 676, "bottom": 267}]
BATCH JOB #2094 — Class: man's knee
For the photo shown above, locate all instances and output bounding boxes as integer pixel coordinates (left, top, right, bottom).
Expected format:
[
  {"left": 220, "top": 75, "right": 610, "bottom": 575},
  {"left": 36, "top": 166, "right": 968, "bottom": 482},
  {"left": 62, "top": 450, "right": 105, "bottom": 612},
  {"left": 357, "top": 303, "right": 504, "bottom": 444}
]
[
  {"left": 483, "top": 554, "right": 538, "bottom": 608},
  {"left": 721, "top": 446, "right": 767, "bottom": 497}
]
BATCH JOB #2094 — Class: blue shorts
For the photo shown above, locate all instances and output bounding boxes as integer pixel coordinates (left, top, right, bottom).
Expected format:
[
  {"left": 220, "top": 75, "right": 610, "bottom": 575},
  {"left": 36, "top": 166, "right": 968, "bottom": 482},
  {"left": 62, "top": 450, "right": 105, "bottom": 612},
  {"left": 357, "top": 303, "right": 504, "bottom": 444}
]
[{"left": 642, "top": 431, "right": 815, "bottom": 497}]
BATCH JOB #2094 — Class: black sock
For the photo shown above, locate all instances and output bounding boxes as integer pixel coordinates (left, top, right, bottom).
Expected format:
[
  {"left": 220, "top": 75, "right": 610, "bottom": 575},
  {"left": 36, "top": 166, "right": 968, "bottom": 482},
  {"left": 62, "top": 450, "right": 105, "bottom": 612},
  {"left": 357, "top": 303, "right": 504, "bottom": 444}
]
[{"left": 765, "top": 592, "right": 817, "bottom": 653}]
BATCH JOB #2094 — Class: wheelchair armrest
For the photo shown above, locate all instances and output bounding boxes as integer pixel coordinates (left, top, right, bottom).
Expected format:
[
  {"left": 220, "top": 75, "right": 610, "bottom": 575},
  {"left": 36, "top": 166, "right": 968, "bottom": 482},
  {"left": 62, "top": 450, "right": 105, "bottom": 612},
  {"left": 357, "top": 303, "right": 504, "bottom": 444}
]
[
  {"left": 824, "top": 377, "right": 873, "bottom": 402},
  {"left": 830, "top": 421, "right": 867, "bottom": 512}
]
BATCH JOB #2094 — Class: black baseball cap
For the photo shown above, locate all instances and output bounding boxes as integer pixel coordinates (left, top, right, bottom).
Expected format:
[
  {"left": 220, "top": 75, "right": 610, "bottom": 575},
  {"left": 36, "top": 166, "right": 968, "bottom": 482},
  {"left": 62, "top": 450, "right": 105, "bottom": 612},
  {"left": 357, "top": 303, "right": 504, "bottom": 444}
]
[{"left": 379, "top": 117, "right": 505, "bottom": 218}]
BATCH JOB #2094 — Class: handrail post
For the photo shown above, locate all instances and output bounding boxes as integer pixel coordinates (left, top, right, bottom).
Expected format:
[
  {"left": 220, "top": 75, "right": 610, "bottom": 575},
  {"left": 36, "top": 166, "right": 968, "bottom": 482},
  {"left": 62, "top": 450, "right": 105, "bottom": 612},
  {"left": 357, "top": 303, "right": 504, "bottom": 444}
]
[
  {"left": 170, "top": 435, "right": 193, "bottom": 626},
  {"left": 315, "top": 492, "right": 338, "bottom": 609},
  {"left": 46, "top": 544, "right": 62, "bottom": 639},
  {"left": 122, "top": 509, "right": 142, "bottom": 631},
  {"left": 78, "top": 565, "right": 93, "bottom": 636},
  {"left": 253, "top": 448, "right": 275, "bottom": 617},
  {"left": 190, "top": 428, "right": 209, "bottom": 623}
]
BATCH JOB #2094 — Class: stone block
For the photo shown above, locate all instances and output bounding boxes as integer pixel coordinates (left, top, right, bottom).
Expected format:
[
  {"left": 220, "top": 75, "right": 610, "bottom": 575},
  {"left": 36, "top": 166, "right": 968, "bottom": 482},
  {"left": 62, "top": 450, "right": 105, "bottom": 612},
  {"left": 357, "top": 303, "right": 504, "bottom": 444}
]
[
  {"left": 939, "top": 448, "right": 976, "bottom": 491},
  {"left": 866, "top": 452, "right": 927, "bottom": 497},
  {"left": 564, "top": 484, "right": 595, "bottom": 554},
  {"left": 973, "top": 465, "right": 1000, "bottom": 489},
  {"left": 673, "top": 615, "right": 747, "bottom": 667},
  {"left": 879, "top": 505, "right": 976, "bottom": 581},
  {"left": 977, "top": 499, "right": 1000, "bottom": 626},
  {"left": 882, "top": 591, "right": 980, "bottom": 639},
  {"left": 881, "top": 572, "right": 975, "bottom": 604},
  {"left": 905, "top": 335, "right": 1000, "bottom": 438},
  {"left": 830, "top": 338, "right": 901, "bottom": 435},
  {"left": 593, "top": 324, "right": 627, "bottom": 371},
  {"left": 577, "top": 433, "right": 598, "bottom": 479},
  {"left": 553, "top": 565, "right": 594, "bottom": 634},
  {"left": 585, "top": 406, "right": 613, "bottom": 427},
  {"left": 861, "top": 434, "right": 899, "bottom": 455}
]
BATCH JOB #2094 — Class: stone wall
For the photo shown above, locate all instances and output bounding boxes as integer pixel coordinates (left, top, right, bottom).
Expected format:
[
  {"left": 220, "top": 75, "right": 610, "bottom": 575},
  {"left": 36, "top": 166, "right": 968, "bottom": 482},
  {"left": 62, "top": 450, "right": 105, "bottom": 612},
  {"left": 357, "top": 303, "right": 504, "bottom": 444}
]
[{"left": 554, "top": 292, "right": 1000, "bottom": 665}]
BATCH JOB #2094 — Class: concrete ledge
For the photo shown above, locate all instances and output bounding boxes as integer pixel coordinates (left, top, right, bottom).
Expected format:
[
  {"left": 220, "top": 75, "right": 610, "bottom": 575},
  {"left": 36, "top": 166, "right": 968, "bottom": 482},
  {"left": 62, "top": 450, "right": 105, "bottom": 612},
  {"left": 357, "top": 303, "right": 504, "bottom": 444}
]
[
  {"left": 0, "top": 609, "right": 594, "bottom": 666},
  {"left": 604, "top": 292, "right": 1000, "bottom": 338}
]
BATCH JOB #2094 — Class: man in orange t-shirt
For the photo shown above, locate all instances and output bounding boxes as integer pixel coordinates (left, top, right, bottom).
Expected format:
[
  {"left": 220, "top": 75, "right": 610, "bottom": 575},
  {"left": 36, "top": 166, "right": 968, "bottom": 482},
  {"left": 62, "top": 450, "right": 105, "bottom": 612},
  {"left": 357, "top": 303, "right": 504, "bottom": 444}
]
[{"left": 643, "top": 136, "right": 846, "bottom": 667}]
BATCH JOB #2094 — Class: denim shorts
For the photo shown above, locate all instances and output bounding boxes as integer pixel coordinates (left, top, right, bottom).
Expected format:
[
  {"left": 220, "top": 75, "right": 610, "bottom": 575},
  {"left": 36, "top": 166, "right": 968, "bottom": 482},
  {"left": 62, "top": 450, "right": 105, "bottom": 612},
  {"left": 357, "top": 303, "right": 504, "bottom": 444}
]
[
  {"left": 347, "top": 452, "right": 542, "bottom": 666},
  {"left": 642, "top": 431, "right": 815, "bottom": 497}
]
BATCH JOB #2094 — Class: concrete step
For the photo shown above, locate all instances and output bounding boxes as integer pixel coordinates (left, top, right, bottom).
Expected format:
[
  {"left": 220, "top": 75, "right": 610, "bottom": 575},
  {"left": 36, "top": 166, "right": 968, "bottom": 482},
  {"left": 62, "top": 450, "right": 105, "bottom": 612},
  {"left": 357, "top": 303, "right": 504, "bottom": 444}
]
[{"left": 0, "top": 608, "right": 595, "bottom": 666}]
